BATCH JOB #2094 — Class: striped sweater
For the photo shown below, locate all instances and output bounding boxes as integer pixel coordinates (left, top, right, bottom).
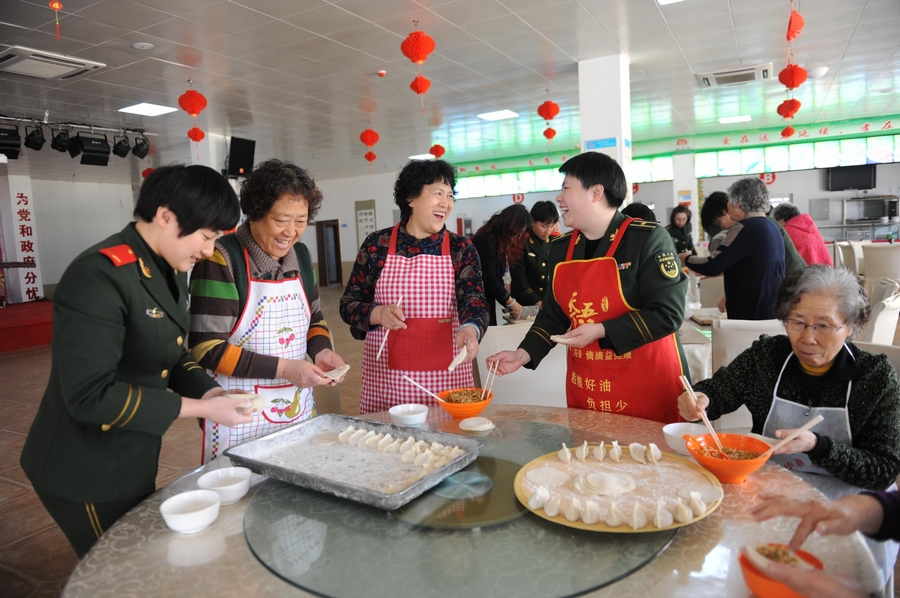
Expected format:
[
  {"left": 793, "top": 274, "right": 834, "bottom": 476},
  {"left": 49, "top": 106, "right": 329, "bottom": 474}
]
[{"left": 188, "top": 222, "right": 332, "bottom": 379}]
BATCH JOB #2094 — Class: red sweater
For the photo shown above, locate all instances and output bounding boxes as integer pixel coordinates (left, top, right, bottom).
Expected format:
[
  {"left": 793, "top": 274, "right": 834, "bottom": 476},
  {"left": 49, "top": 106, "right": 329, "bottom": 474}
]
[{"left": 783, "top": 213, "right": 833, "bottom": 266}]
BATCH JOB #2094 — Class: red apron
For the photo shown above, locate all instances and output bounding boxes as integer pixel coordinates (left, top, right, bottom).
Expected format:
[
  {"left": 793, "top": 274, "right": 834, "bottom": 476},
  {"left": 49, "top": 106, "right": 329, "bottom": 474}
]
[
  {"left": 359, "top": 224, "right": 472, "bottom": 414},
  {"left": 552, "top": 219, "right": 684, "bottom": 423}
]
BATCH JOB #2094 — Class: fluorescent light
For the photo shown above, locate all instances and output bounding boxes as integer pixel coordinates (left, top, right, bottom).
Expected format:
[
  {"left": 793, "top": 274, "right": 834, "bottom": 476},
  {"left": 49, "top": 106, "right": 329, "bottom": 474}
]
[
  {"left": 657, "top": 0, "right": 685, "bottom": 5},
  {"left": 409, "top": 153, "right": 435, "bottom": 160},
  {"left": 476, "top": 110, "right": 519, "bottom": 121},
  {"left": 118, "top": 103, "right": 178, "bottom": 116},
  {"left": 718, "top": 115, "right": 752, "bottom": 124}
]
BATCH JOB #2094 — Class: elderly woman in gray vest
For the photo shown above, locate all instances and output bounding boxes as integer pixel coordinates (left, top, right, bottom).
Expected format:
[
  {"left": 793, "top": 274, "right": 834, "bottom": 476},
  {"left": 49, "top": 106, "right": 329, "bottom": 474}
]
[{"left": 679, "top": 265, "right": 900, "bottom": 586}]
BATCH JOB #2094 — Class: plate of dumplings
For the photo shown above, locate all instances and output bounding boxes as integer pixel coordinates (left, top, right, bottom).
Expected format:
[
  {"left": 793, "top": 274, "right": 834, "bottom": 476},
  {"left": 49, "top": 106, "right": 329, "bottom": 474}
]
[{"left": 513, "top": 440, "right": 723, "bottom": 533}]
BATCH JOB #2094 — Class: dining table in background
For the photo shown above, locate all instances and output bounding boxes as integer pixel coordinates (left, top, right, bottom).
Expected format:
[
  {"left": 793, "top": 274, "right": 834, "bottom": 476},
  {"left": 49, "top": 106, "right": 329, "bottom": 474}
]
[{"left": 62, "top": 405, "right": 881, "bottom": 598}]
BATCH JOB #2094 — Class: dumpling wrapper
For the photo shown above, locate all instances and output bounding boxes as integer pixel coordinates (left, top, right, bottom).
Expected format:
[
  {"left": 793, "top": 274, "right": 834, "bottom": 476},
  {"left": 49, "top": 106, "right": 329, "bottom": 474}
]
[
  {"left": 574, "top": 441, "right": 590, "bottom": 462},
  {"left": 743, "top": 543, "right": 814, "bottom": 571},
  {"left": 447, "top": 346, "right": 467, "bottom": 371},
  {"left": 459, "top": 417, "right": 495, "bottom": 431},
  {"left": 549, "top": 334, "right": 574, "bottom": 345},
  {"left": 605, "top": 502, "right": 624, "bottom": 527},
  {"left": 609, "top": 440, "right": 622, "bottom": 462},
  {"left": 322, "top": 364, "right": 350, "bottom": 381},
  {"left": 558, "top": 443, "right": 572, "bottom": 463},
  {"left": 677, "top": 484, "right": 724, "bottom": 504},
  {"left": 652, "top": 500, "right": 674, "bottom": 529},
  {"left": 525, "top": 466, "right": 572, "bottom": 486},
  {"left": 592, "top": 443, "right": 606, "bottom": 461},
  {"left": 572, "top": 472, "right": 635, "bottom": 496},
  {"left": 229, "top": 393, "right": 266, "bottom": 415}
]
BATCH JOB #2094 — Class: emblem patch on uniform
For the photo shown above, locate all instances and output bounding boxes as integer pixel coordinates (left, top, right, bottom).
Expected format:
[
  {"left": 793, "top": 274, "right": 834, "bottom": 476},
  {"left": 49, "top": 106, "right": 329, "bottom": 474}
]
[
  {"left": 655, "top": 251, "right": 679, "bottom": 279},
  {"left": 618, "top": 262, "right": 632, "bottom": 270},
  {"left": 146, "top": 307, "right": 165, "bottom": 319}
]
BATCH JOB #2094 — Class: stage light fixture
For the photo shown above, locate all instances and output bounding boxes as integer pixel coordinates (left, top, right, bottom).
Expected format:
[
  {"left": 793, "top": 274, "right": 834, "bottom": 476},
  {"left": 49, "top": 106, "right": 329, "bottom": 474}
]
[
  {"left": 0, "top": 124, "right": 22, "bottom": 159},
  {"left": 24, "top": 124, "right": 45, "bottom": 151},
  {"left": 50, "top": 128, "right": 71, "bottom": 152},
  {"left": 112, "top": 134, "right": 130, "bottom": 158},
  {"left": 68, "top": 133, "right": 111, "bottom": 166},
  {"left": 131, "top": 133, "right": 150, "bottom": 159}
]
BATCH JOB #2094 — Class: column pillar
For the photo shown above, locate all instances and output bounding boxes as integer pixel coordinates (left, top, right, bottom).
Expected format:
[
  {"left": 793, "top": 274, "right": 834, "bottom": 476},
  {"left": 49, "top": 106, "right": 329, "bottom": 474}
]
[
  {"left": 0, "top": 156, "right": 44, "bottom": 303},
  {"left": 578, "top": 54, "right": 632, "bottom": 192}
]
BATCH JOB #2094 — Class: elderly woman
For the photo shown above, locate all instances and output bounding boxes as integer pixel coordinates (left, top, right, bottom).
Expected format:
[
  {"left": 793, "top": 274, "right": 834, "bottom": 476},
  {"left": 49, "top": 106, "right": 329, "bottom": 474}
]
[
  {"left": 682, "top": 177, "right": 786, "bottom": 320},
  {"left": 340, "top": 159, "right": 489, "bottom": 414},
  {"left": 772, "top": 203, "right": 833, "bottom": 266},
  {"left": 473, "top": 204, "right": 532, "bottom": 324},
  {"left": 189, "top": 159, "right": 345, "bottom": 462},
  {"left": 679, "top": 265, "right": 900, "bottom": 585}
]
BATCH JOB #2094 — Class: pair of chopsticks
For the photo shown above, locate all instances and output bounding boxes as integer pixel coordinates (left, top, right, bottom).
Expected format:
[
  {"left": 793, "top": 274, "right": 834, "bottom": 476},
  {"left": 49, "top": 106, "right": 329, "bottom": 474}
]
[
  {"left": 481, "top": 359, "right": 500, "bottom": 401},
  {"left": 375, "top": 295, "right": 403, "bottom": 361},
  {"left": 402, "top": 375, "right": 444, "bottom": 402},
  {"left": 760, "top": 415, "right": 824, "bottom": 458},
  {"left": 679, "top": 375, "right": 725, "bottom": 452}
]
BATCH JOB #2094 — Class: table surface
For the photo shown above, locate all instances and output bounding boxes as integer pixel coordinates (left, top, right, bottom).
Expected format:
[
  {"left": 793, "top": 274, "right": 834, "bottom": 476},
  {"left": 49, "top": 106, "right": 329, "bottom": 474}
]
[{"left": 63, "top": 405, "right": 881, "bottom": 598}]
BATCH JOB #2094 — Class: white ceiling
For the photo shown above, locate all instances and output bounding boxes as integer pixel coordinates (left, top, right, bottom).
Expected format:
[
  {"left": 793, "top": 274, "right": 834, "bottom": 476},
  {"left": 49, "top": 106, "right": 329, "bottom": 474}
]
[{"left": 1, "top": 0, "right": 899, "bottom": 182}]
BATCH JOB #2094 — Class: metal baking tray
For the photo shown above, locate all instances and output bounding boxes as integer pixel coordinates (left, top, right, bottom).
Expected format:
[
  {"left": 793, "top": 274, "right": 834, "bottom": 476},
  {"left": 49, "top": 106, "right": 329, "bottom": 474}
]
[{"left": 224, "top": 414, "right": 483, "bottom": 510}]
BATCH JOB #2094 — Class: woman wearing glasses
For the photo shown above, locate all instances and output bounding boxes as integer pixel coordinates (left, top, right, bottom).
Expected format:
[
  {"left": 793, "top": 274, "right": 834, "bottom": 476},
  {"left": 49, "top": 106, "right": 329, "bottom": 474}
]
[{"left": 678, "top": 265, "right": 900, "bottom": 586}]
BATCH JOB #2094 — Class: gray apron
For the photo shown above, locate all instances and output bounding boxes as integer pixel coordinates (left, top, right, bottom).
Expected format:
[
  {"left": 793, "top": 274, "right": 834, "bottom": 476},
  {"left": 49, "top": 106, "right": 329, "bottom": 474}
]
[{"left": 762, "top": 348, "right": 898, "bottom": 587}]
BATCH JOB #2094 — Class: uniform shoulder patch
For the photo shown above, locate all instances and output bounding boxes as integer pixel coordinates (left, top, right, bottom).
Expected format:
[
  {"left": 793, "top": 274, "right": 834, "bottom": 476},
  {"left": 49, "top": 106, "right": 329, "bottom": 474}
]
[
  {"left": 655, "top": 250, "right": 680, "bottom": 279},
  {"left": 550, "top": 231, "right": 573, "bottom": 243},
  {"left": 99, "top": 244, "right": 138, "bottom": 267},
  {"left": 629, "top": 220, "right": 658, "bottom": 230}
]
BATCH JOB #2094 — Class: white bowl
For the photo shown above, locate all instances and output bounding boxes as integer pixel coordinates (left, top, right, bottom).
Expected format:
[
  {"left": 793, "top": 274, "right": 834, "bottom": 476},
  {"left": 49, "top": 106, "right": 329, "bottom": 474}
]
[
  {"left": 388, "top": 403, "right": 429, "bottom": 425},
  {"left": 197, "top": 467, "right": 252, "bottom": 506},
  {"left": 662, "top": 422, "right": 708, "bottom": 456},
  {"left": 159, "top": 489, "right": 221, "bottom": 534}
]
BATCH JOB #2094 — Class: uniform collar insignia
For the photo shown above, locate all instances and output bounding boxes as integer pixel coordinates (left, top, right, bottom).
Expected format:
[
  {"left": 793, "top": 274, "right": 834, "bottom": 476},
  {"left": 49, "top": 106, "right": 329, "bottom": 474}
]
[
  {"left": 146, "top": 307, "right": 165, "bottom": 319},
  {"left": 138, "top": 257, "right": 152, "bottom": 279},
  {"left": 609, "top": 232, "right": 616, "bottom": 241}
]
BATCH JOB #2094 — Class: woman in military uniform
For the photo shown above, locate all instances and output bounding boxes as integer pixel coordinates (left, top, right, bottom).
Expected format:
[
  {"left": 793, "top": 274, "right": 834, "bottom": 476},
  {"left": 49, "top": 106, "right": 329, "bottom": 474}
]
[
  {"left": 487, "top": 152, "right": 688, "bottom": 423},
  {"left": 20, "top": 165, "right": 254, "bottom": 558},
  {"left": 511, "top": 200, "right": 559, "bottom": 308}
]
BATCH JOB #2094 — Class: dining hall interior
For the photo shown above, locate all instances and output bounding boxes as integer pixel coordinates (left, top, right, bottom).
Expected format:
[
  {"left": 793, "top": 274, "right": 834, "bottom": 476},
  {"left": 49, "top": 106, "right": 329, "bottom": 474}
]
[{"left": 2, "top": 0, "right": 900, "bottom": 596}]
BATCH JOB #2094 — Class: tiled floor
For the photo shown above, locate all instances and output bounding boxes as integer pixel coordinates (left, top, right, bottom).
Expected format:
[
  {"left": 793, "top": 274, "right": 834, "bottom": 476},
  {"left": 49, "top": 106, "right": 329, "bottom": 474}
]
[{"left": 0, "top": 285, "right": 364, "bottom": 597}]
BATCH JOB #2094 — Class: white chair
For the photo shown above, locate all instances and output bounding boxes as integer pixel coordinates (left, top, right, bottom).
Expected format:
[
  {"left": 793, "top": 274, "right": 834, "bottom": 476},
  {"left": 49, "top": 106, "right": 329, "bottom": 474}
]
[
  {"left": 854, "top": 341, "right": 900, "bottom": 374},
  {"left": 834, "top": 241, "right": 850, "bottom": 270},
  {"left": 870, "top": 277, "right": 900, "bottom": 305},
  {"left": 850, "top": 240, "right": 872, "bottom": 277},
  {"left": 710, "top": 318, "right": 786, "bottom": 431},
  {"left": 473, "top": 324, "right": 567, "bottom": 407},
  {"left": 698, "top": 276, "right": 725, "bottom": 309},
  {"left": 863, "top": 245, "right": 900, "bottom": 299},
  {"left": 861, "top": 293, "right": 900, "bottom": 345}
]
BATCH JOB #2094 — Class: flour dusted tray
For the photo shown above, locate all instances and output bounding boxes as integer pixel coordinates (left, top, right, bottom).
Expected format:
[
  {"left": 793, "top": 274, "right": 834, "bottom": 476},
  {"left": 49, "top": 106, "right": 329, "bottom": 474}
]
[{"left": 224, "top": 414, "right": 483, "bottom": 510}]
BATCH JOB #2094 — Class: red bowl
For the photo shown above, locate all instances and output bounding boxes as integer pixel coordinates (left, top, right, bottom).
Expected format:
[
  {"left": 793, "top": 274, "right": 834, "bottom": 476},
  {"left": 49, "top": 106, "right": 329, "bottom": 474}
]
[
  {"left": 739, "top": 545, "right": 823, "bottom": 598},
  {"left": 684, "top": 433, "right": 771, "bottom": 484},
  {"left": 435, "top": 389, "right": 493, "bottom": 419}
]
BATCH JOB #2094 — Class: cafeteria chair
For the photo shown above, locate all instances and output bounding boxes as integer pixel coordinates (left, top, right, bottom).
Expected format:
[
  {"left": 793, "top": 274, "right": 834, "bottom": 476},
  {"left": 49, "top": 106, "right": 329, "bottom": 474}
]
[
  {"left": 861, "top": 293, "right": 900, "bottom": 346},
  {"left": 853, "top": 342, "right": 900, "bottom": 375},
  {"left": 698, "top": 275, "right": 725, "bottom": 309},
  {"left": 870, "top": 277, "right": 900, "bottom": 305},
  {"left": 862, "top": 244, "right": 900, "bottom": 299},
  {"left": 850, "top": 240, "right": 872, "bottom": 277}
]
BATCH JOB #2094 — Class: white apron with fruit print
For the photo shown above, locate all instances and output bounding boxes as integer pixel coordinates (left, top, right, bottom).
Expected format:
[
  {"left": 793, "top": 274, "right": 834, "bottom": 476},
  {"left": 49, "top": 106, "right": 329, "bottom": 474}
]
[{"left": 202, "top": 248, "right": 314, "bottom": 463}]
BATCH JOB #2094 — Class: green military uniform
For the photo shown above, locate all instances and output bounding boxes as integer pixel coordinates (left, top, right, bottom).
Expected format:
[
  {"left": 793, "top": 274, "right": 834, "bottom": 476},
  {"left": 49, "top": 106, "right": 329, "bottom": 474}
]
[
  {"left": 520, "top": 211, "right": 688, "bottom": 371},
  {"left": 20, "top": 223, "right": 218, "bottom": 557},
  {"left": 510, "top": 229, "right": 552, "bottom": 306},
  {"left": 771, "top": 216, "right": 807, "bottom": 271}
]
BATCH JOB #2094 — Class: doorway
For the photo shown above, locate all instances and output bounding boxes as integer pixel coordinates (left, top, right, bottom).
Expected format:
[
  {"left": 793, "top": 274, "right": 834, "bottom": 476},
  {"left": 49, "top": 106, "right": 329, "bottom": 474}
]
[{"left": 315, "top": 220, "right": 342, "bottom": 286}]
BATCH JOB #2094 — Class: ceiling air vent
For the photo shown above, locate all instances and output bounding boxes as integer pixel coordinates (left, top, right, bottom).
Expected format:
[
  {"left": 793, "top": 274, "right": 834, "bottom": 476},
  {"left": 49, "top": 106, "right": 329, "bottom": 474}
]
[
  {"left": 0, "top": 46, "right": 105, "bottom": 80},
  {"left": 697, "top": 63, "right": 773, "bottom": 88}
]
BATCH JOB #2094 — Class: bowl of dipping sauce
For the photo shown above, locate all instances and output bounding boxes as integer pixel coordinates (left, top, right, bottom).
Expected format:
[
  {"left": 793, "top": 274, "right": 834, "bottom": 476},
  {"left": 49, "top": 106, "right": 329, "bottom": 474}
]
[
  {"left": 197, "top": 467, "right": 252, "bottom": 506},
  {"left": 662, "top": 422, "right": 707, "bottom": 455},
  {"left": 435, "top": 389, "right": 493, "bottom": 419},
  {"left": 388, "top": 403, "right": 429, "bottom": 425},
  {"left": 159, "top": 489, "right": 221, "bottom": 534},
  {"left": 739, "top": 543, "right": 823, "bottom": 598},
  {"left": 685, "top": 433, "right": 771, "bottom": 483}
]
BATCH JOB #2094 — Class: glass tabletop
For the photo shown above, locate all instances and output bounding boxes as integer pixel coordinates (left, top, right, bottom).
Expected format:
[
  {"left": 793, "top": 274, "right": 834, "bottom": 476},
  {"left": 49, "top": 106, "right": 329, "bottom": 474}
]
[{"left": 243, "top": 419, "right": 677, "bottom": 598}]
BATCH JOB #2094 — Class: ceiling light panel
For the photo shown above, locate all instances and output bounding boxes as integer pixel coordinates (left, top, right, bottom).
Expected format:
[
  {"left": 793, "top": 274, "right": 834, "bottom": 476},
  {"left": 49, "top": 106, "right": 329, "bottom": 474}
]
[{"left": 118, "top": 103, "right": 178, "bottom": 116}]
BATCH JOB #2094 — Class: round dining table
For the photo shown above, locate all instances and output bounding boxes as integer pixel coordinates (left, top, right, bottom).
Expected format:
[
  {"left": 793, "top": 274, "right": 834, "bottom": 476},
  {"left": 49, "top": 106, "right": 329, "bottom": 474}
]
[{"left": 62, "top": 405, "right": 882, "bottom": 597}]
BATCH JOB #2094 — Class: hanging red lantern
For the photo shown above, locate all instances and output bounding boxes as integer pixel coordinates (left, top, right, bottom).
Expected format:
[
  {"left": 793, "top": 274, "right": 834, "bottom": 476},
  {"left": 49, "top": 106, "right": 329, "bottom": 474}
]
[
  {"left": 543, "top": 127, "right": 557, "bottom": 140},
  {"left": 49, "top": 1, "right": 63, "bottom": 40},
  {"left": 410, "top": 75, "right": 431, "bottom": 95},
  {"left": 364, "top": 151, "right": 377, "bottom": 163},
  {"left": 537, "top": 100, "right": 560, "bottom": 122},
  {"left": 779, "top": 64, "right": 808, "bottom": 90},
  {"left": 776, "top": 98, "right": 801, "bottom": 119},
  {"left": 187, "top": 126, "right": 205, "bottom": 142},
  {"left": 400, "top": 31, "right": 436, "bottom": 65},
  {"left": 178, "top": 89, "right": 207, "bottom": 118},
  {"left": 359, "top": 129, "right": 379, "bottom": 148},
  {"left": 786, "top": 9, "right": 805, "bottom": 41},
  {"left": 781, "top": 126, "right": 796, "bottom": 139},
  {"left": 142, "top": 167, "right": 154, "bottom": 178},
  {"left": 429, "top": 144, "right": 445, "bottom": 159}
]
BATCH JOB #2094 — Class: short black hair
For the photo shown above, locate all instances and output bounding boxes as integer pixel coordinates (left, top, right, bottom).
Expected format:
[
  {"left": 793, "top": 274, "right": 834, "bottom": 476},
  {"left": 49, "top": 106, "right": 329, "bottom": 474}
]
[
  {"left": 670, "top": 205, "right": 692, "bottom": 227},
  {"left": 621, "top": 202, "right": 656, "bottom": 222},
  {"left": 558, "top": 152, "right": 627, "bottom": 208},
  {"left": 394, "top": 159, "right": 456, "bottom": 221},
  {"left": 530, "top": 200, "right": 559, "bottom": 224},
  {"left": 241, "top": 159, "right": 323, "bottom": 222},
  {"left": 134, "top": 165, "right": 239, "bottom": 236},
  {"left": 700, "top": 191, "right": 729, "bottom": 233},
  {"left": 771, "top": 203, "right": 801, "bottom": 222}
]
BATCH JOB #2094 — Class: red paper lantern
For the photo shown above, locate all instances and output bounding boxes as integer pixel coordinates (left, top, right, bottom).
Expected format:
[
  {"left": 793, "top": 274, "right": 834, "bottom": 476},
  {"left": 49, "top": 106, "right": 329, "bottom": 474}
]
[
  {"left": 178, "top": 89, "right": 207, "bottom": 118},
  {"left": 364, "top": 151, "right": 377, "bottom": 163},
  {"left": 781, "top": 126, "right": 796, "bottom": 139},
  {"left": 787, "top": 9, "right": 805, "bottom": 41},
  {"left": 779, "top": 64, "right": 808, "bottom": 90},
  {"left": 429, "top": 144, "right": 445, "bottom": 159},
  {"left": 187, "top": 126, "right": 205, "bottom": 142},
  {"left": 537, "top": 100, "right": 560, "bottom": 122},
  {"left": 543, "top": 127, "right": 557, "bottom": 140},
  {"left": 776, "top": 98, "right": 801, "bottom": 119},
  {"left": 142, "top": 167, "right": 154, "bottom": 178},
  {"left": 400, "top": 31, "right": 436, "bottom": 65},
  {"left": 410, "top": 75, "right": 431, "bottom": 95},
  {"left": 359, "top": 129, "right": 379, "bottom": 147},
  {"left": 49, "top": 1, "right": 63, "bottom": 40}
]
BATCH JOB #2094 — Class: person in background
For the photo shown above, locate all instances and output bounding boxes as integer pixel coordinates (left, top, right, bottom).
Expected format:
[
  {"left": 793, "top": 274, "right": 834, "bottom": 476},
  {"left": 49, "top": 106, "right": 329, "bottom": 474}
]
[
  {"left": 340, "top": 159, "right": 489, "bottom": 413},
  {"left": 681, "top": 177, "right": 786, "bottom": 320},
  {"left": 549, "top": 221, "right": 561, "bottom": 237},
  {"left": 772, "top": 203, "right": 833, "bottom": 266},
  {"left": 189, "top": 159, "right": 345, "bottom": 463},
  {"left": 511, "top": 200, "right": 559, "bottom": 309},
  {"left": 487, "top": 152, "right": 688, "bottom": 423},
  {"left": 666, "top": 205, "right": 695, "bottom": 255},
  {"left": 20, "top": 165, "right": 254, "bottom": 558},
  {"left": 621, "top": 202, "right": 657, "bottom": 222},
  {"left": 472, "top": 204, "right": 532, "bottom": 325},
  {"left": 699, "top": 191, "right": 734, "bottom": 253}
]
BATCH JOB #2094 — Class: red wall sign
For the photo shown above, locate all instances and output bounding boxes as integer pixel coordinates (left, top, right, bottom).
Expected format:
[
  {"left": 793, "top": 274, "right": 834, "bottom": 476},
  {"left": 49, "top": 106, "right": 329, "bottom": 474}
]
[
  {"left": 759, "top": 172, "right": 777, "bottom": 185},
  {"left": 512, "top": 194, "right": 524, "bottom": 203}
]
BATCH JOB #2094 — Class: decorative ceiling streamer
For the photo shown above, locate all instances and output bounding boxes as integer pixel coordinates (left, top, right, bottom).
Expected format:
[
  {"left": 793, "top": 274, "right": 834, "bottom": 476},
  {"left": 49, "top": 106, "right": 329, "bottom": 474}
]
[{"left": 778, "top": 0, "right": 806, "bottom": 139}]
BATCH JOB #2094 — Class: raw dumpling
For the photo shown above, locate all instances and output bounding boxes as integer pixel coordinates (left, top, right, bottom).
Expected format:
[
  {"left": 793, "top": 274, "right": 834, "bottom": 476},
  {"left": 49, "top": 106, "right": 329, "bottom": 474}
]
[
  {"left": 399, "top": 436, "right": 416, "bottom": 453},
  {"left": 348, "top": 428, "right": 367, "bottom": 445},
  {"left": 647, "top": 443, "right": 663, "bottom": 465},
  {"left": 401, "top": 449, "right": 416, "bottom": 463},
  {"left": 609, "top": 440, "right": 622, "bottom": 462},
  {"left": 558, "top": 443, "right": 572, "bottom": 464},
  {"left": 629, "top": 442, "right": 647, "bottom": 464},
  {"left": 592, "top": 443, "right": 606, "bottom": 462},
  {"left": 652, "top": 500, "right": 674, "bottom": 529},
  {"left": 673, "top": 498, "right": 693, "bottom": 524},
  {"left": 449, "top": 446, "right": 466, "bottom": 459},
  {"left": 689, "top": 491, "right": 707, "bottom": 517},
  {"left": 528, "top": 486, "right": 551, "bottom": 510},
  {"left": 544, "top": 493, "right": 562, "bottom": 517},
  {"left": 377, "top": 434, "right": 394, "bottom": 451},
  {"left": 628, "top": 503, "right": 648, "bottom": 530},
  {"left": 605, "top": 501, "right": 624, "bottom": 527},
  {"left": 582, "top": 499, "right": 602, "bottom": 525},
  {"left": 365, "top": 432, "right": 384, "bottom": 448},
  {"left": 358, "top": 430, "right": 378, "bottom": 447},
  {"left": 430, "top": 442, "right": 445, "bottom": 453},
  {"left": 337, "top": 426, "right": 356, "bottom": 443},
  {"left": 414, "top": 449, "right": 433, "bottom": 466},
  {"left": 574, "top": 441, "right": 590, "bottom": 462},
  {"left": 384, "top": 438, "right": 402, "bottom": 453},
  {"left": 564, "top": 497, "right": 583, "bottom": 522}
]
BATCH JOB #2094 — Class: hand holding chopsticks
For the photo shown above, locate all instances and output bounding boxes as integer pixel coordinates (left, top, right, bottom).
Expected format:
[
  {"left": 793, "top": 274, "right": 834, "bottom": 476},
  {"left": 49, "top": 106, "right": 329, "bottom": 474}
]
[
  {"left": 760, "top": 415, "right": 825, "bottom": 458},
  {"left": 481, "top": 359, "right": 500, "bottom": 401},
  {"left": 679, "top": 375, "right": 724, "bottom": 452},
  {"left": 375, "top": 295, "right": 403, "bottom": 362}
]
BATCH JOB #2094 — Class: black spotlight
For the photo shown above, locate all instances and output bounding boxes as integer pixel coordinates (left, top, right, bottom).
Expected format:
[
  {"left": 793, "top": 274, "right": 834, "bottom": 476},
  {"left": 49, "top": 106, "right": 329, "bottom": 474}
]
[
  {"left": 68, "top": 133, "right": 111, "bottom": 166},
  {"left": 24, "top": 124, "right": 45, "bottom": 151},
  {"left": 50, "top": 128, "right": 71, "bottom": 152},
  {"left": 112, "top": 134, "right": 130, "bottom": 158},
  {"left": 131, "top": 134, "right": 150, "bottom": 159},
  {"left": 0, "top": 124, "right": 21, "bottom": 159}
]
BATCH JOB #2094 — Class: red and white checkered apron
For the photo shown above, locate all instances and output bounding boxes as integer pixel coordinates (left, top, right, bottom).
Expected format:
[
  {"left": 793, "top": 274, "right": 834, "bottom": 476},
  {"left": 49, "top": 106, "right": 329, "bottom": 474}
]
[{"left": 359, "top": 224, "right": 473, "bottom": 414}]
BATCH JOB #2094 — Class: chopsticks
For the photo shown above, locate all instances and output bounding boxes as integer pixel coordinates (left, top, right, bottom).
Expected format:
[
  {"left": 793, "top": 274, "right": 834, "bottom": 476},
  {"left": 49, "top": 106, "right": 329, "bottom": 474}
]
[
  {"left": 375, "top": 295, "right": 403, "bottom": 362},
  {"left": 679, "top": 374, "right": 725, "bottom": 452},
  {"left": 481, "top": 359, "right": 499, "bottom": 401},
  {"left": 760, "top": 415, "right": 824, "bottom": 458},
  {"left": 402, "top": 375, "right": 444, "bottom": 403}
]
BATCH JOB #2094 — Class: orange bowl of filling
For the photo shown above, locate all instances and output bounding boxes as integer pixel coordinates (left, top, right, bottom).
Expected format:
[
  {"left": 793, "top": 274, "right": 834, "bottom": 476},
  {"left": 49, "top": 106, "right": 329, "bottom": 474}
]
[
  {"left": 684, "top": 433, "right": 771, "bottom": 484},
  {"left": 435, "top": 388, "right": 493, "bottom": 419},
  {"left": 739, "top": 543, "right": 823, "bottom": 598}
]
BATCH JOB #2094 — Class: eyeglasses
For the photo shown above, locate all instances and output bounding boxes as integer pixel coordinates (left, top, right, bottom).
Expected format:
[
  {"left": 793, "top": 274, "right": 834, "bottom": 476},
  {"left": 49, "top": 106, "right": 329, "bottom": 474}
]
[{"left": 784, "top": 319, "right": 846, "bottom": 336}]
